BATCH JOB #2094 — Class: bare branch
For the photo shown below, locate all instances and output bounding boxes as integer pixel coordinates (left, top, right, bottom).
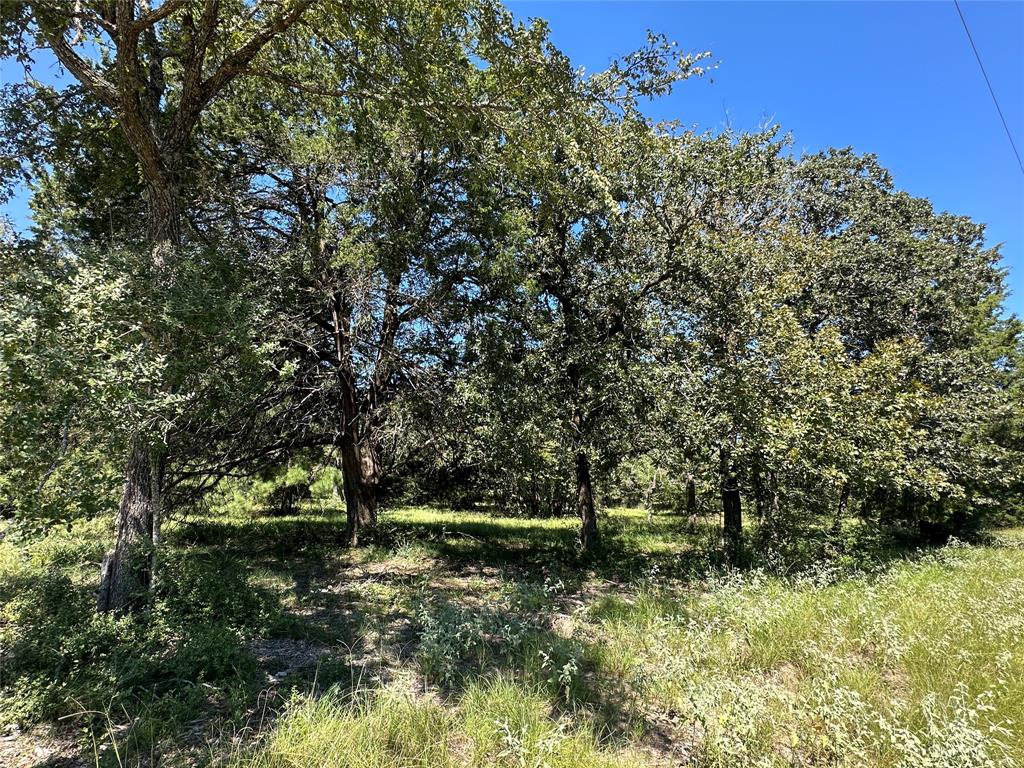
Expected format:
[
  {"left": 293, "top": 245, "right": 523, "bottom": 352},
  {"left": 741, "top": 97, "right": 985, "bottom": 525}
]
[
  {"left": 198, "top": 0, "right": 315, "bottom": 106},
  {"left": 132, "top": 0, "right": 188, "bottom": 31},
  {"left": 30, "top": 3, "right": 118, "bottom": 107}
]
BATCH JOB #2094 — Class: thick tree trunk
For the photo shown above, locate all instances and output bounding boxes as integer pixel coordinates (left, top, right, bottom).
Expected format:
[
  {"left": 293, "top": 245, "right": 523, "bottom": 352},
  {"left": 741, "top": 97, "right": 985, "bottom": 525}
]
[
  {"left": 576, "top": 450, "right": 599, "bottom": 553},
  {"left": 146, "top": 182, "right": 182, "bottom": 253},
  {"left": 98, "top": 180, "right": 178, "bottom": 613},
  {"left": 685, "top": 474, "right": 697, "bottom": 528},
  {"left": 343, "top": 472, "right": 376, "bottom": 546},
  {"left": 720, "top": 444, "right": 742, "bottom": 563},
  {"left": 98, "top": 437, "right": 163, "bottom": 612},
  {"left": 340, "top": 435, "right": 377, "bottom": 546}
]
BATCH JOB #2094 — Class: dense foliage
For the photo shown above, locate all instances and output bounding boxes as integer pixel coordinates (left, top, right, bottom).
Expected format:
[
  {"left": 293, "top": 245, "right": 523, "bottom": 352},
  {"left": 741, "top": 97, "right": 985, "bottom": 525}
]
[{"left": 1, "top": 1, "right": 1021, "bottom": 589}]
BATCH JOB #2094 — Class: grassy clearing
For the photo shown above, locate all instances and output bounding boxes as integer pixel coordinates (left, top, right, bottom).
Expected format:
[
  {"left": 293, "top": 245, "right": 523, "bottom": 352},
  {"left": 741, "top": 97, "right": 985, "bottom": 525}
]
[
  {"left": 1, "top": 509, "right": 1022, "bottom": 767},
  {"left": 583, "top": 544, "right": 1023, "bottom": 766}
]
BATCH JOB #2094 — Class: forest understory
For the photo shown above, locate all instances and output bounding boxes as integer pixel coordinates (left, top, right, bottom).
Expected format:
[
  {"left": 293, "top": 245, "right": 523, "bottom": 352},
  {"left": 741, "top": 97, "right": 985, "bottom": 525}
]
[{"left": 2, "top": 505, "right": 1022, "bottom": 768}]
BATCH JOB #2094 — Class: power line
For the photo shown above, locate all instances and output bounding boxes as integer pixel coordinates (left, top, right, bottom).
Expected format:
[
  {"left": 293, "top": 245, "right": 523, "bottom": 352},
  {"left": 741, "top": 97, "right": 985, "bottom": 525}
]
[{"left": 953, "top": 0, "right": 1024, "bottom": 178}]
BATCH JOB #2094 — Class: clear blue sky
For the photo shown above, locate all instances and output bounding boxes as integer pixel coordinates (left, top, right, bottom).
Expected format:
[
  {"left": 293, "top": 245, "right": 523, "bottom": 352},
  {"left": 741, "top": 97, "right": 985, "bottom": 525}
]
[
  {"left": 508, "top": 0, "right": 1024, "bottom": 316},
  {"left": 3, "top": 2, "right": 1022, "bottom": 314}
]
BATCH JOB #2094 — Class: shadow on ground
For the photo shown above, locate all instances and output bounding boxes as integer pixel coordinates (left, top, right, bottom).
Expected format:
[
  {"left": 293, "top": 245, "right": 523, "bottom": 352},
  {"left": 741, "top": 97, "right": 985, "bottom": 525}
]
[{"left": 0, "top": 505, "right": 946, "bottom": 766}]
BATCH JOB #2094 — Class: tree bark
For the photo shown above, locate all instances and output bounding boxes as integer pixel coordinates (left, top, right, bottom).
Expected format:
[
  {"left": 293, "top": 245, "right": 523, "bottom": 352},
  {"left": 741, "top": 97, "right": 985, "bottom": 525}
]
[
  {"left": 685, "top": 473, "right": 697, "bottom": 528},
  {"left": 340, "top": 435, "right": 377, "bottom": 546},
  {"left": 98, "top": 437, "right": 163, "bottom": 612},
  {"left": 720, "top": 444, "right": 742, "bottom": 563},
  {"left": 146, "top": 181, "right": 182, "bottom": 254},
  {"left": 576, "top": 450, "right": 599, "bottom": 553},
  {"left": 98, "top": 180, "right": 178, "bottom": 613},
  {"left": 832, "top": 481, "right": 850, "bottom": 538}
]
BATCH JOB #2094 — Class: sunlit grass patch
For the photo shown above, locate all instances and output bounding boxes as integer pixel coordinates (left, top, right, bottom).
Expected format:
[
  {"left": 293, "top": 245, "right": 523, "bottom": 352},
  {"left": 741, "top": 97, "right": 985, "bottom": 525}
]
[
  {"left": 578, "top": 544, "right": 1024, "bottom": 766},
  {"left": 239, "top": 676, "right": 648, "bottom": 768},
  {"left": 993, "top": 526, "right": 1024, "bottom": 544}
]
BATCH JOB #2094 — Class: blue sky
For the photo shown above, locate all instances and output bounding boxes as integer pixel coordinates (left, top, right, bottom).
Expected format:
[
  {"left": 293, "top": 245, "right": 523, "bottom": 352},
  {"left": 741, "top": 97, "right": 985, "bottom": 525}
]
[
  {"left": 3, "top": 2, "right": 1022, "bottom": 314},
  {"left": 507, "top": 1, "right": 1024, "bottom": 315}
]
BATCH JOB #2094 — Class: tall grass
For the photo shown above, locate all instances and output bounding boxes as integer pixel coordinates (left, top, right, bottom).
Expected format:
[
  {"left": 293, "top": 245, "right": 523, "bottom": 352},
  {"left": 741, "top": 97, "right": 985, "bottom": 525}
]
[
  {"left": 239, "top": 677, "right": 647, "bottom": 768},
  {"left": 584, "top": 545, "right": 1023, "bottom": 766},
  {"left": 3, "top": 509, "right": 1022, "bottom": 767}
]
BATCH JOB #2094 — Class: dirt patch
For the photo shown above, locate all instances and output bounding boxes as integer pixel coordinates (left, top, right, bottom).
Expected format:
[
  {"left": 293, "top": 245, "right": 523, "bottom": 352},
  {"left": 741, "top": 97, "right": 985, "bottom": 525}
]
[
  {"left": 0, "top": 724, "right": 84, "bottom": 768},
  {"left": 248, "top": 637, "right": 333, "bottom": 683}
]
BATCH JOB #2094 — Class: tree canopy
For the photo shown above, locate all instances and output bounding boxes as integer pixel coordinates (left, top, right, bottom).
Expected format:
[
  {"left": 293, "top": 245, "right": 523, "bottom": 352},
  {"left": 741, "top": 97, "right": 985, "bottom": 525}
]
[{"left": 1, "top": 0, "right": 1021, "bottom": 612}]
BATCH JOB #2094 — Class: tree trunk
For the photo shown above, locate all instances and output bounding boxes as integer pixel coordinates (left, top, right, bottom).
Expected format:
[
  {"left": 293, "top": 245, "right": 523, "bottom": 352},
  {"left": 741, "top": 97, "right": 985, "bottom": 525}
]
[
  {"left": 98, "top": 180, "right": 178, "bottom": 613},
  {"left": 340, "top": 436, "right": 377, "bottom": 546},
  {"left": 329, "top": 285, "right": 378, "bottom": 546},
  {"left": 576, "top": 451, "right": 599, "bottom": 553},
  {"left": 685, "top": 473, "right": 697, "bottom": 528},
  {"left": 146, "top": 182, "right": 182, "bottom": 254},
  {"left": 98, "top": 437, "right": 163, "bottom": 613},
  {"left": 832, "top": 481, "right": 850, "bottom": 538},
  {"left": 720, "top": 444, "right": 742, "bottom": 563}
]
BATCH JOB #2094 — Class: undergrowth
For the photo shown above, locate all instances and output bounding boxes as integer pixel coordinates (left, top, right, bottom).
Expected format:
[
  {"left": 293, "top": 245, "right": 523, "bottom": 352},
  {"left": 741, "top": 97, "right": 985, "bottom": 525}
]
[{"left": 1, "top": 510, "right": 1022, "bottom": 767}]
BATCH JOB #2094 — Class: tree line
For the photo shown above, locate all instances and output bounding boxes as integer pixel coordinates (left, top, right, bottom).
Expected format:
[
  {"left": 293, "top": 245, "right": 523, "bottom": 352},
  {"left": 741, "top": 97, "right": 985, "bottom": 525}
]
[{"left": 2, "top": 0, "right": 1021, "bottom": 613}]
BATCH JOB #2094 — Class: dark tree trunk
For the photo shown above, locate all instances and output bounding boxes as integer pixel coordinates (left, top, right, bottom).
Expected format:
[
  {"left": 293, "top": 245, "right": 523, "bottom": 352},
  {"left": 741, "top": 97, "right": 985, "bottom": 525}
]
[
  {"left": 329, "top": 285, "right": 379, "bottom": 547},
  {"left": 98, "top": 437, "right": 164, "bottom": 612},
  {"left": 576, "top": 451, "right": 599, "bottom": 553},
  {"left": 832, "top": 481, "right": 850, "bottom": 538},
  {"left": 720, "top": 444, "right": 742, "bottom": 563},
  {"left": 340, "top": 436, "right": 377, "bottom": 546},
  {"left": 685, "top": 474, "right": 697, "bottom": 528},
  {"left": 146, "top": 181, "right": 182, "bottom": 253},
  {"left": 98, "top": 181, "right": 178, "bottom": 613}
]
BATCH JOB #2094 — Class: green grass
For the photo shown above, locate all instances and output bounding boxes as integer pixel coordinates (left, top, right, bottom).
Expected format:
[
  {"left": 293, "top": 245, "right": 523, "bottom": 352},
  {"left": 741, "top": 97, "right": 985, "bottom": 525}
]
[
  {"left": 238, "top": 676, "right": 649, "bottom": 768},
  {"left": 583, "top": 545, "right": 1023, "bottom": 766},
  {"left": 1, "top": 508, "right": 1022, "bottom": 767}
]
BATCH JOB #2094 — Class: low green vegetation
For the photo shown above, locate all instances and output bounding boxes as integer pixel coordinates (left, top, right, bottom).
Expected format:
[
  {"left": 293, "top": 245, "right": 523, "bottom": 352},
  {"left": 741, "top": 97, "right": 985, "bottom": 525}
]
[{"left": 2, "top": 506, "right": 1021, "bottom": 767}]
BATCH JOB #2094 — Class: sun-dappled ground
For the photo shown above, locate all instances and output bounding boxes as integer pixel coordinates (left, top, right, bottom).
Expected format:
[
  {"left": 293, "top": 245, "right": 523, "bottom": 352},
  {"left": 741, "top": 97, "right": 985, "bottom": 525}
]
[{"left": 1, "top": 507, "right": 1022, "bottom": 767}]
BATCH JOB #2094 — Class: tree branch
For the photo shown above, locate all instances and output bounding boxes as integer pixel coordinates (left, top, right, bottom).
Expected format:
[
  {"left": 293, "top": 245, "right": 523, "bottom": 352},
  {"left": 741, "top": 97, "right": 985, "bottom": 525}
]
[
  {"left": 198, "top": 0, "right": 315, "bottom": 107},
  {"left": 30, "top": 4, "right": 118, "bottom": 108},
  {"left": 132, "top": 0, "right": 188, "bottom": 31}
]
